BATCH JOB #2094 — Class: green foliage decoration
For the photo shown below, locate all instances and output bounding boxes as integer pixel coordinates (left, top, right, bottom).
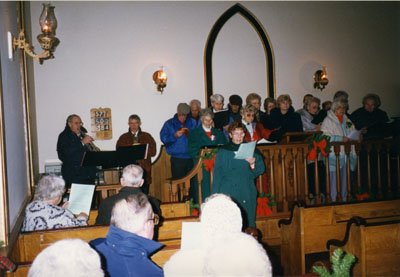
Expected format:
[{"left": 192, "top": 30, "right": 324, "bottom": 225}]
[{"left": 312, "top": 248, "right": 356, "bottom": 277}]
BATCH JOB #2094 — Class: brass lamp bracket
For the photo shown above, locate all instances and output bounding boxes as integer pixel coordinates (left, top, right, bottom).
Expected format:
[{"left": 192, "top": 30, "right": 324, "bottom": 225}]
[{"left": 13, "top": 30, "right": 59, "bottom": 64}]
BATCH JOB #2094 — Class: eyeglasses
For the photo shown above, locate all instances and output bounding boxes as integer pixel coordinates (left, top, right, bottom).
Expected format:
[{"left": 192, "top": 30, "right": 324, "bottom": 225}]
[{"left": 150, "top": 214, "right": 159, "bottom": 225}]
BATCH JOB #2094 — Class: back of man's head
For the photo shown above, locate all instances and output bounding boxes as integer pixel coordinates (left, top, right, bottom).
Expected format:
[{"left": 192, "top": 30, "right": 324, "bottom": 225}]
[
  {"left": 28, "top": 239, "right": 103, "bottom": 277},
  {"left": 111, "top": 193, "right": 153, "bottom": 237},
  {"left": 121, "top": 164, "right": 144, "bottom": 187}
]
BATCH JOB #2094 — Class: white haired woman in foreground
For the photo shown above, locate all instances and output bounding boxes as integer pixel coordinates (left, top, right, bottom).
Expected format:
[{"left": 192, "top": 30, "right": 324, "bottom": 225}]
[
  {"left": 22, "top": 175, "right": 88, "bottom": 232},
  {"left": 164, "top": 194, "right": 272, "bottom": 276},
  {"left": 28, "top": 239, "right": 103, "bottom": 277}
]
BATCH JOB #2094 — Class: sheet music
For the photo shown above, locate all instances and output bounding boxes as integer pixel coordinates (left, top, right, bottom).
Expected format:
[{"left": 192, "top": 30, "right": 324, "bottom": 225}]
[
  {"left": 257, "top": 138, "right": 276, "bottom": 144},
  {"left": 347, "top": 129, "right": 361, "bottom": 141},
  {"left": 181, "top": 222, "right": 204, "bottom": 250},
  {"left": 68, "top": 183, "right": 95, "bottom": 215},
  {"left": 234, "top": 141, "right": 256, "bottom": 160}
]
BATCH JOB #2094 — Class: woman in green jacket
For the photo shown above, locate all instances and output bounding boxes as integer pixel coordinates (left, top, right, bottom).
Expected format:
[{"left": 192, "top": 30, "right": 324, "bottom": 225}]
[
  {"left": 188, "top": 109, "right": 227, "bottom": 202},
  {"left": 212, "top": 121, "right": 265, "bottom": 228}
]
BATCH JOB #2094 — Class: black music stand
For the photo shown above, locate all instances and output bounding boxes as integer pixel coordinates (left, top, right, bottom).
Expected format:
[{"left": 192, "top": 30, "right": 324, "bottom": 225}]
[{"left": 81, "top": 144, "right": 149, "bottom": 169}]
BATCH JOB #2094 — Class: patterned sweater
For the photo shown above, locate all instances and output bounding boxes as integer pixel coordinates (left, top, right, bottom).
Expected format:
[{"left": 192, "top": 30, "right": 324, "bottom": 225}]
[{"left": 22, "top": 200, "right": 87, "bottom": 232}]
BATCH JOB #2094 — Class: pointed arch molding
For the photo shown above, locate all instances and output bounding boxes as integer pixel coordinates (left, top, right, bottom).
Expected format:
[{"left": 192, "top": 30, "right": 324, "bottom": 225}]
[{"left": 204, "top": 3, "right": 276, "bottom": 106}]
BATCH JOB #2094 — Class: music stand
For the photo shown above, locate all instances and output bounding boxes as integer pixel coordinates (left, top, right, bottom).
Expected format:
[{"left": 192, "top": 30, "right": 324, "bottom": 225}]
[{"left": 81, "top": 144, "right": 149, "bottom": 169}]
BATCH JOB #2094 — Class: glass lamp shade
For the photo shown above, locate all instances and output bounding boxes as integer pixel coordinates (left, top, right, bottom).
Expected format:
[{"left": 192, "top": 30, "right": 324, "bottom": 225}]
[{"left": 39, "top": 3, "right": 57, "bottom": 35}]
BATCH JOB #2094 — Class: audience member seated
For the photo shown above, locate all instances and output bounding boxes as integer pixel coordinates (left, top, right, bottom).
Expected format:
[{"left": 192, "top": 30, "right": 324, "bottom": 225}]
[
  {"left": 298, "top": 96, "right": 321, "bottom": 131},
  {"left": 91, "top": 193, "right": 163, "bottom": 277},
  {"left": 95, "top": 164, "right": 161, "bottom": 225},
  {"left": 246, "top": 93, "right": 265, "bottom": 122},
  {"left": 322, "top": 100, "right": 332, "bottom": 111},
  {"left": 28, "top": 239, "right": 104, "bottom": 277},
  {"left": 210, "top": 94, "right": 229, "bottom": 130},
  {"left": 188, "top": 109, "right": 227, "bottom": 202},
  {"left": 22, "top": 175, "right": 87, "bottom": 232},
  {"left": 160, "top": 103, "right": 197, "bottom": 199},
  {"left": 116, "top": 114, "right": 157, "bottom": 195},
  {"left": 350, "top": 93, "right": 390, "bottom": 140},
  {"left": 268, "top": 94, "right": 303, "bottom": 134},
  {"left": 188, "top": 99, "right": 201, "bottom": 125},
  {"left": 163, "top": 194, "right": 272, "bottom": 277},
  {"left": 212, "top": 122, "right": 265, "bottom": 228},
  {"left": 261, "top": 97, "right": 276, "bottom": 129},
  {"left": 296, "top": 93, "right": 313, "bottom": 114},
  {"left": 321, "top": 98, "right": 359, "bottom": 202}
]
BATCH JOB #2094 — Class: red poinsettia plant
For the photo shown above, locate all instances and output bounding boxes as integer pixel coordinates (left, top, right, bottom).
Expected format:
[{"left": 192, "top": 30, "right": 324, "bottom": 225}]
[{"left": 307, "top": 133, "right": 331, "bottom": 161}]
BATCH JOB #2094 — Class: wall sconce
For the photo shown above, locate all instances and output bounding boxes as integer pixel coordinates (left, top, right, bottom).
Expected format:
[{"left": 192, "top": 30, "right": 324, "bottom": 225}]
[
  {"left": 12, "top": 3, "right": 59, "bottom": 64},
  {"left": 313, "top": 66, "right": 329, "bottom": 91},
  {"left": 152, "top": 67, "right": 168, "bottom": 93}
]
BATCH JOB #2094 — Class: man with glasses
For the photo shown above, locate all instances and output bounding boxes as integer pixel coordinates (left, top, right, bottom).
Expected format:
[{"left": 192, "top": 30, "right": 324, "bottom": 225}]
[
  {"left": 96, "top": 164, "right": 161, "bottom": 225},
  {"left": 56, "top": 114, "right": 97, "bottom": 188},
  {"left": 91, "top": 192, "right": 163, "bottom": 276}
]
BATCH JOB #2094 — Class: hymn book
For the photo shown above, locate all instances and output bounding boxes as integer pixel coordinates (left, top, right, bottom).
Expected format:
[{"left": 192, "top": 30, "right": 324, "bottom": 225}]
[{"left": 68, "top": 183, "right": 95, "bottom": 215}]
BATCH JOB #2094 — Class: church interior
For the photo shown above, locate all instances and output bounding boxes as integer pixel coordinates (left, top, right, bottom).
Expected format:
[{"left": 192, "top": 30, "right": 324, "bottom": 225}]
[{"left": 0, "top": 1, "right": 400, "bottom": 276}]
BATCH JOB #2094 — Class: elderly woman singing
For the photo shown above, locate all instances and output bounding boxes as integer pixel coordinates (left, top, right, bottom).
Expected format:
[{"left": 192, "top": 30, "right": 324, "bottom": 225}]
[
  {"left": 188, "top": 109, "right": 227, "bottom": 202},
  {"left": 321, "top": 99, "right": 360, "bottom": 202},
  {"left": 22, "top": 175, "right": 88, "bottom": 231}
]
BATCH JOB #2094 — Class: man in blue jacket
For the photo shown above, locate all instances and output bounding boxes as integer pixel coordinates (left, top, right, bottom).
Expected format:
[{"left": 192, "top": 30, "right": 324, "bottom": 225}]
[
  {"left": 91, "top": 193, "right": 163, "bottom": 277},
  {"left": 160, "top": 103, "right": 197, "bottom": 199}
]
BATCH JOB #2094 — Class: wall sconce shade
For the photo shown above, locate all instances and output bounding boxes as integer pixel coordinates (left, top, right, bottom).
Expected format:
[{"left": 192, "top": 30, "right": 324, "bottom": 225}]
[
  {"left": 153, "top": 67, "right": 168, "bottom": 93},
  {"left": 313, "top": 66, "right": 329, "bottom": 91},
  {"left": 12, "top": 3, "right": 59, "bottom": 64},
  {"left": 39, "top": 3, "right": 57, "bottom": 35}
]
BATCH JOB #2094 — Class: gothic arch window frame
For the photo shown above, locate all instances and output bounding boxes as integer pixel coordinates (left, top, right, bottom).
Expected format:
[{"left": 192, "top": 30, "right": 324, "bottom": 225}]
[{"left": 204, "top": 3, "right": 276, "bottom": 107}]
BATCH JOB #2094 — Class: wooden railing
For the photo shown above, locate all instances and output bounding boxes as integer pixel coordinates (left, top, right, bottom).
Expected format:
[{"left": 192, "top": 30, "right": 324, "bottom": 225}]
[{"left": 156, "top": 139, "right": 399, "bottom": 212}]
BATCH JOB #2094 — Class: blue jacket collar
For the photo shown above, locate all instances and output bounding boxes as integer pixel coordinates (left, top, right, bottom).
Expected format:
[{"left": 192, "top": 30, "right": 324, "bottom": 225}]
[{"left": 106, "top": 225, "right": 163, "bottom": 257}]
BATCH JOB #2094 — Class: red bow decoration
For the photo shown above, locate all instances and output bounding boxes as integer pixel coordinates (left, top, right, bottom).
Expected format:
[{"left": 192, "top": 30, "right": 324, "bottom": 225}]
[
  {"left": 307, "top": 139, "right": 328, "bottom": 161},
  {"left": 256, "top": 197, "right": 273, "bottom": 216},
  {"left": 356, "top": 192, "right": 370, "bottom": 201},
  {"left": 191, "top": 208, "right": 199, "bottom": 216},
  {"left": 203, "top": 153, "right": 217, "bottom": 174}
]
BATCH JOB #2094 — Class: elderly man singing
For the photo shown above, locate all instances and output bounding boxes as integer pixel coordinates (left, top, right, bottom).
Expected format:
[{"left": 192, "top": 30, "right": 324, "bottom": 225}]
[
  {"left": 57, "top": 114, "right": 97, "bottom": 188},
  {"left": 91, "top": 193, "right": 164, "bottom": 276}
]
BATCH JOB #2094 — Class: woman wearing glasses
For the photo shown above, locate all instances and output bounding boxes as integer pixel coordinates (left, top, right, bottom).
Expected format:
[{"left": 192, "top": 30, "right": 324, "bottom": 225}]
[{"left": 212, "top": 121, "right": 265, "bottom": 229}]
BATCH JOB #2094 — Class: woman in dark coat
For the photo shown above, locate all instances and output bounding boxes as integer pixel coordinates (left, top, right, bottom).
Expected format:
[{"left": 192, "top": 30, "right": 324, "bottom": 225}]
[
  {"left": 212, "top": 121, "right": 265, "bottom": 228},
  {"left": 188, "top": 109, "right": 227, "bottom": 202},
  {"left": 268, "top": 94, "right": 303, "bottom": 133}
]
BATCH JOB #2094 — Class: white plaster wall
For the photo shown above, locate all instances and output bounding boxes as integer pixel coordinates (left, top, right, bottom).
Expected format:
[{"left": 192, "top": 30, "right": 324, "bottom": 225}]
[{"left": 30, "top": 1, "right": 400, "bottom": 172}]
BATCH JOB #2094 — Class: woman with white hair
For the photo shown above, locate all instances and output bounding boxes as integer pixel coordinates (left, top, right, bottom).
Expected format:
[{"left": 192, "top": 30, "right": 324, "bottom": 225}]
[
  {"left": 210, "top": 94, "right": 229, "bottom": 131},
  {"left": 321, "top": 99, "right": 359, "bottom": 202},
  {"left": 188, "top": 109, "right": 227, "bottom": 202},
  {"left": 22, "top": 175, "right": 88, "bottom": 232},
  {"left": 28, "top": 239, "right": 103, "bottom": 277},
  {"left": 164, "top": 194, "right": 272, "bottom": 277}
]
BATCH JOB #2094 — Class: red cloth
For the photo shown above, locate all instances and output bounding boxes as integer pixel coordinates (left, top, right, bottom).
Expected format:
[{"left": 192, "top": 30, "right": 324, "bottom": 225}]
[
  {"left": 205, "top": 130, "right": 212, "bottom": 140},
  {"left": 0, "top": 255, "right": 16, "bottom": 272},
  {"left": 336, "top": 114, "right": 343, "bottom": 124}
]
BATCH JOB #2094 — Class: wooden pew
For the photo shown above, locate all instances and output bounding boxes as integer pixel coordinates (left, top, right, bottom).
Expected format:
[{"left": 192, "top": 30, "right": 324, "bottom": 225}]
[
  {"left": 4, "top": 263, "right": 30, "bottom": 277},
  {"left": 10, "top": 216, "right": 199, "bottom": 264},
  {"left": 87, "top": 202, "right": 191, "bottom": 226},
  {"left": 278, "top": 199, "right": 400, "bottom": 275},
  {"left": 327, "top": 216, "right": 400, "bottom": 277}
]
